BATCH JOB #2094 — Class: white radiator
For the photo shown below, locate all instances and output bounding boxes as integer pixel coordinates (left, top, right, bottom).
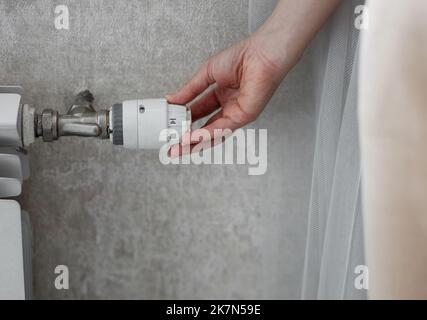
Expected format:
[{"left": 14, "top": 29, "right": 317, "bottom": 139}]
[{"left": 0, "top": 86, "right": 32, "bottom": 300}]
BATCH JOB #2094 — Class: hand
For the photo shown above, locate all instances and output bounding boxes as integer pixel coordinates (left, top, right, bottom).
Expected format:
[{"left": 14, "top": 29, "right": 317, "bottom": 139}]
[
  {"left": 166, "top": 35, "right": 289, "bottom": 156},
  {"left": 167, "top": 0, "right": 340, "bottom": 157}
]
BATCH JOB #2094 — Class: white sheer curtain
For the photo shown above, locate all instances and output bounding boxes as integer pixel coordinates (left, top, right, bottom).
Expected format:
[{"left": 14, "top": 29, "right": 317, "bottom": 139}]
[{"left": 249, "top": 0, "right": 366, "bottom": 299}]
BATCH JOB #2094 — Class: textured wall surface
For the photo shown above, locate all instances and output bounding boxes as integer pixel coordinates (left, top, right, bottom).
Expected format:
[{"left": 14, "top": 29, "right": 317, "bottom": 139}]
[{"left": 0, "top": 0, "right": 315, "bottom": 299}]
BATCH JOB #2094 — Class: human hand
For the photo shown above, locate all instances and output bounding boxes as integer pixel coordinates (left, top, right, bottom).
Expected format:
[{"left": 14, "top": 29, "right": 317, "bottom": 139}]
[
  {"left": 166, "top": 0, "right": 340, "bottom": 157},
  {"left": 166, "top": 35, "right": 291, "bottom": 156}
]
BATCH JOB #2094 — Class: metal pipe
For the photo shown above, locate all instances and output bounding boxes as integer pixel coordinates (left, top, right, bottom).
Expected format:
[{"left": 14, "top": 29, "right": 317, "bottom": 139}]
[{"left": 34, "top": 90, "right": 110, "bottom": 142}]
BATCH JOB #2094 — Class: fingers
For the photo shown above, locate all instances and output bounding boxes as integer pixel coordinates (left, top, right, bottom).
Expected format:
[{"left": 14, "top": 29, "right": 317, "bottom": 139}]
[
  {"left": 169, "top": 120, "right": 233, "bottom": 158},
  {"left": 167, "top": 59, "right": 215, "bottom": 105},
  {"left": 197, "top": 116, "right": 238, "bottom": 141},
  {"left": 189, "top": 89, "right": 221, "bottom": 122},
  {"left": 169, "top": 109, "right": 237, "bottom": 158},
  {"left": 179, "top": 112, "right": 238, "bottom": 147},
  {"left": 202, "top": 110, "right": 223, "bottom": 126},
  {"left": 169, "top": 132, "right": 226, "bottom": 158},
  {"left": 168, "top": 98, "right": 251, "bottom": 158}
]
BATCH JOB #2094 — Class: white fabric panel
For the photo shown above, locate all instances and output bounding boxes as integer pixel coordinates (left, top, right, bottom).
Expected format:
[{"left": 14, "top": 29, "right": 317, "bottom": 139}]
[
  {"left": 302, "top": 0, "right": 366, "bottom": 300},
  {"left": 249, "top": 0, "right": 366, "bottom": 299},
  {"left": 359, "top": 0, "right": 427, "bottom": 299}
]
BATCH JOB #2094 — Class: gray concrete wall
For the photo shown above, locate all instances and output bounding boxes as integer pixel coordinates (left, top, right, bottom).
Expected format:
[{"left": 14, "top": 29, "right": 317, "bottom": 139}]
[{"left": 0, "top": 0, "right": 315, "bottom": 299}]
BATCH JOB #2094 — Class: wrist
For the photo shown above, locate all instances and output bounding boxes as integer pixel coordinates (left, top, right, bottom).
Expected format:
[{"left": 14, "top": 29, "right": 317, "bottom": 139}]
[{"left": 249, "top": 22, "right": 303, "bottom": 78}]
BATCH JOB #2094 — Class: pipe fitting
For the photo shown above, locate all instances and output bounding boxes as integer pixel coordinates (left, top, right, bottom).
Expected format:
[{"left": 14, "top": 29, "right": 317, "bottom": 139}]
[
  {"left": 40, "top": 109, "right": 58, "bottom": 142},
  {"left": 34, "top": 90, "right": 110, "bottom": 142}
]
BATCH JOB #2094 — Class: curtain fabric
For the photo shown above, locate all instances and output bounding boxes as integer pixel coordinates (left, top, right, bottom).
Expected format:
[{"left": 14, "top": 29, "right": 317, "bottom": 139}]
[
  {"left": 359, "top": 0, "right": 427, "bottom": 299},
  {"left": 249, "top": 0, "right": 366, "bottom": 299}
]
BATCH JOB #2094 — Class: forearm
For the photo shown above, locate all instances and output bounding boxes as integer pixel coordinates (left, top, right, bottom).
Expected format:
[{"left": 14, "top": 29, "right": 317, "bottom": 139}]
[{"left": 251, "top": 0, "right": 341, "bottom": 72}]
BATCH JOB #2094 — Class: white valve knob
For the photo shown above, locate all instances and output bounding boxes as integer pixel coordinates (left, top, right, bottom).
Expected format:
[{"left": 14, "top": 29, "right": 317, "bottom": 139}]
[{"left": 109, "top": 98, "right": 191, "bottom": 149}]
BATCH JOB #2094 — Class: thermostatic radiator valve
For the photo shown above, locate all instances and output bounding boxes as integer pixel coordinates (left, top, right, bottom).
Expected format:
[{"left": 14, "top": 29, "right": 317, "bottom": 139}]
[{"left": 30, "top": 90, "right": 191, "bottom": 149}]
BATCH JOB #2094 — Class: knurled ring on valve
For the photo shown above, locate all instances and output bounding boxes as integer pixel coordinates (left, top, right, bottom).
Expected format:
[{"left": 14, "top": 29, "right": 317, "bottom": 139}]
[
  {"left": 112, "top": 103, "right": 123, "bottom": 145},
  {"left": 41, "top": 109, "right": 58, "bottom": 142}
]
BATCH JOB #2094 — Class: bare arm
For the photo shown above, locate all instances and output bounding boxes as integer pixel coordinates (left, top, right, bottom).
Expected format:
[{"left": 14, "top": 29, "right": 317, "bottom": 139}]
[{"left": 167, "top": 0, "right": 340, "bottom": 155}]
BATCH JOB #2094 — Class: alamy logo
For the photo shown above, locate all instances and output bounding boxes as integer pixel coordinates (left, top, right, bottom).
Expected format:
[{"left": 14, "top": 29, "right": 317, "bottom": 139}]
[
  {"left": 54, "top": 5, "right": 69, "bottom": 30},
  {"left": 159, "top": 127, "right": 268, "bottom": 176},
  {"left": 54, "top": 265, "right": 69, "bottom": 290},
  {"left": 354, "top": 5, "right": 369, "bottom": 30},
  {"left": 354, "top": 265, "right": 369, "bottom": 290}
]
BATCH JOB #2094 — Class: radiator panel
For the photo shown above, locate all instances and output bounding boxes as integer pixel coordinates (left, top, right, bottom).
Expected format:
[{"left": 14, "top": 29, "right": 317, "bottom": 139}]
[
  {"left": 0, "top": 200, "right": 26, "bottom": 299},
  {"left": 0, "top": 148, "right": 32, "bottom": 299}
]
